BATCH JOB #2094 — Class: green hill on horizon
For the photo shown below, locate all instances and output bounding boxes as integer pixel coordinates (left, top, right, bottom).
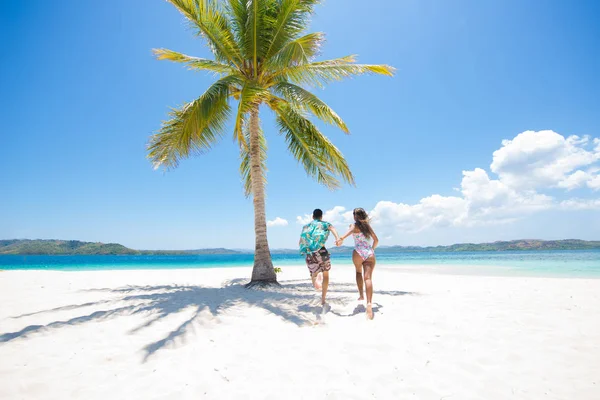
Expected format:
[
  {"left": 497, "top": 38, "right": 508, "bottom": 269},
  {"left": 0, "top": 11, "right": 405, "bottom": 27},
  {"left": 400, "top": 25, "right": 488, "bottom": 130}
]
[
  {"left": 379, "top": 239, "right": 600, "bottom": 252},
  {"left": 0, "top": 240, "right": 242, "bottom": 255},
  {"left": 0, "top": 239, "right": 136, "bottom": 255},
  {"left": 2, "top": 238, "right": 600, "bottom": 256}
]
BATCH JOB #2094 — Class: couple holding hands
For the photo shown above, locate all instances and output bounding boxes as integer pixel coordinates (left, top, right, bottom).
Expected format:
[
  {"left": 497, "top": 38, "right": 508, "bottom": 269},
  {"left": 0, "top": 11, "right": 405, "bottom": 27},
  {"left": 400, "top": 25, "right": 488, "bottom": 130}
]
[{"left": 299, "top": 208, "right": 379, "bottom": 320}]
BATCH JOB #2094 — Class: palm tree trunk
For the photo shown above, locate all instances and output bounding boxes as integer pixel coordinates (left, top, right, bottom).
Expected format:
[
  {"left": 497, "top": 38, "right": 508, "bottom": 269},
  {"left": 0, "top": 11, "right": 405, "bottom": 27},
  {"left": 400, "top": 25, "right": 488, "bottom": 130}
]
[{"left": 247, "top": 105, "right": 277, "bottom": 286}]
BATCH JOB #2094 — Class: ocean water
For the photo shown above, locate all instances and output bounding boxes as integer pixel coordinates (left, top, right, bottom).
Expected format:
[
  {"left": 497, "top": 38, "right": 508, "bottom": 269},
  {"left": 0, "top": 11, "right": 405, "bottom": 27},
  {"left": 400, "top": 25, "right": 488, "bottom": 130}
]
[{"left": 1, "top": 250, "right": 600, "bottom": 278}]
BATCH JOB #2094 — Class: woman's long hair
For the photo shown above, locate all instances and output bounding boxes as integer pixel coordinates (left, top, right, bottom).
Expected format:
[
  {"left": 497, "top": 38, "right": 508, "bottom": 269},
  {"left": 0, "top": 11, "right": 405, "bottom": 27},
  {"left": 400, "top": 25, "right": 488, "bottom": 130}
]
[{"left": 353, "top": 208, "right": 374, "bottom": 239}]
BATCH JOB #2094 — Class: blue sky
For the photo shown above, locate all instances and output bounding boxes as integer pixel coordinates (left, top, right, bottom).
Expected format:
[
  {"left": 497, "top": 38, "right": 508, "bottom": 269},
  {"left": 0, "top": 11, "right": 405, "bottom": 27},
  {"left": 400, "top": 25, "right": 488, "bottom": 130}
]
[{"left": 2, "top": 0, "right": 600, "bottom": 250}]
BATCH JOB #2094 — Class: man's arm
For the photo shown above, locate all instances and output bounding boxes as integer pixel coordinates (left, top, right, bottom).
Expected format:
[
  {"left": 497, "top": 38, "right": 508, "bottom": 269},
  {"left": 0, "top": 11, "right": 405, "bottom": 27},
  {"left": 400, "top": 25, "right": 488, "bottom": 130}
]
[
  {"left": 329, "top": 225, "right": 341, "bottom": 243},
  {"left": 336, "top": 224, "right": 355, "bottom": 246}
]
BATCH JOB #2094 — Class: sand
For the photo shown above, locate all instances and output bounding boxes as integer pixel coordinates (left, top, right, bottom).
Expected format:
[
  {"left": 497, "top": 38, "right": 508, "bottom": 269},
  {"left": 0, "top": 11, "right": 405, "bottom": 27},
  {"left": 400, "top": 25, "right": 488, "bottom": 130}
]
[{"left": 1, "top": 265, "right": 599, "bottom": 400}]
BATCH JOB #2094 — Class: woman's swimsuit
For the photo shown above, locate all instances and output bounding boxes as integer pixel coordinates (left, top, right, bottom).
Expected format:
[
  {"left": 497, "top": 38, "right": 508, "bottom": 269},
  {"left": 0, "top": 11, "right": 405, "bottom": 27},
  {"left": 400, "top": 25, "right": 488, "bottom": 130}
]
[{"left": 353, "top": 231, "right": 374, "bottom": 261}]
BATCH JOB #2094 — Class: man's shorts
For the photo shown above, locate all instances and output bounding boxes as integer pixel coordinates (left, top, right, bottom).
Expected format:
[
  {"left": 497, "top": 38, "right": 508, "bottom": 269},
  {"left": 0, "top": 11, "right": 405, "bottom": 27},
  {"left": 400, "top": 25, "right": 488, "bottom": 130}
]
[{"left": 305, "top": 247, "right": 331, "bottom": 275}]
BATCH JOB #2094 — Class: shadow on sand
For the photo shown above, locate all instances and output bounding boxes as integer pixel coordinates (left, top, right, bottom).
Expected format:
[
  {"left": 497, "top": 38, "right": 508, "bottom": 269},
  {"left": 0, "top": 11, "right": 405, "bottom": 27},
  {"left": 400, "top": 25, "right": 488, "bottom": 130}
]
[{"left": 0, "top": 278, "right": 417, "bottom": 361}]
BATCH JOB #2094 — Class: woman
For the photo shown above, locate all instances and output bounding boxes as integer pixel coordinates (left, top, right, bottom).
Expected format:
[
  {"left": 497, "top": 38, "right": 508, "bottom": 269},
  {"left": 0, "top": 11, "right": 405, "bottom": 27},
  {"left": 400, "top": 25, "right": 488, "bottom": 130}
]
[{"left": 336, "top": 208, "right": 379, "bottom": 319}]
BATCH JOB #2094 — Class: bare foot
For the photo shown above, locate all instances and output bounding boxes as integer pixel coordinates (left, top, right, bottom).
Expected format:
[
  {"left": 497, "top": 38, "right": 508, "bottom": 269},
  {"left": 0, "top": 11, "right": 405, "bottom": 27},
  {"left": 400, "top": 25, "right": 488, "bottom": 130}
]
[
  {"left": 358, "top": 296, "right": 365, "bottom": 301},
  {"left": 366, "top": 303, "right": 374, "bottom": 320},
  {"left": 311, "top": 272, "right": 323, "bottom": 290}
]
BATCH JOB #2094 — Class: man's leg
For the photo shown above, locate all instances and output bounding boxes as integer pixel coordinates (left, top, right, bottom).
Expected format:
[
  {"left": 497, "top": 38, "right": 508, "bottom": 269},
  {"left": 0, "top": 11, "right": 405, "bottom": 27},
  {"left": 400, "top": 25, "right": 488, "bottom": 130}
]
[
  {"left": 352, "top": 250, "right": 365, "bottom": 300},
  {"left": 311, "top": 271, "right": 323, "bottom": 290},
  {"left": 307, "top": 253, "right": 322, "bottom": 290},
  {"left": 321, "top": 270, "right": 329, "bottom": 305}
]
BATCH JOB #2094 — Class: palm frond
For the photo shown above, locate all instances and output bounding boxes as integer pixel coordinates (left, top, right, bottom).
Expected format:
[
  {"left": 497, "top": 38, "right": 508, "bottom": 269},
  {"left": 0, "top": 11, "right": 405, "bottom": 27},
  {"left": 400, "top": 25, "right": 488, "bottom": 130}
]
[
  {"left": 153, "top": 48, "right": 236, "bottom": 75},
  {"left": 262, "top": 0, "right": 321, "bottom": 61},
  {"left": 233, "top": 85, "right": 272, "bottom": 145},
  {"left": 147, "top": 75, "right": 240, "bottom": 169},
  {"left": 167, "top": 0, "right": 244, "bottom": 69},
  {"left": 272, "top": 82, "right": 348, "bottom": 132},
  {"left": 225, "top": 0, "right": 249, "bottom": 57},
  {"left": 245, "top": 0, "right": 278, "bottom": 75},
  {"left": 239, "top": 115, "right": 267, "bottom": 197},
  {"left": 272, "top": 103, "right": 354, "bottom": 189},
  {"left": 264, "top": 32, "right": 325, "bottom": 72},
  {"left": 276, "top": 55, "right": 395, "bottom": 87}
]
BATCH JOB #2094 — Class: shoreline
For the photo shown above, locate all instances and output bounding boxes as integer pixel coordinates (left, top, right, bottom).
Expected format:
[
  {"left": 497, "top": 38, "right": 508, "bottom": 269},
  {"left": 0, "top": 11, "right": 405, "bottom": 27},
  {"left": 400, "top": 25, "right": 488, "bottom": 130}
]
[{"left": 1, "top": 263, "right": 600, "bottom": 280}]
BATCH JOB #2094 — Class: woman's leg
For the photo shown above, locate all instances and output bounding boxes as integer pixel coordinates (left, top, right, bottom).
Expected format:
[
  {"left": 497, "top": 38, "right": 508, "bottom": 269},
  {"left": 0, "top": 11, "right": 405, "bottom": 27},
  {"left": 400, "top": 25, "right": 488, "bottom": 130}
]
[
  {"left": 352, "top": 250, "right": 365, "bottom": 300},
  {"left": 363, "top": 255, "right": 376, "bottom": 319}
]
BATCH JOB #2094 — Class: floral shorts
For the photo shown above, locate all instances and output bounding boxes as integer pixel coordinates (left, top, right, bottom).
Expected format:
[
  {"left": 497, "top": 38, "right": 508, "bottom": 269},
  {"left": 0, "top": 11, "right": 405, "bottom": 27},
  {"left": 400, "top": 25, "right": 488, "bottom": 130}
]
[{"left": 305, "top": 247, "right": 331, "bottom": 275}]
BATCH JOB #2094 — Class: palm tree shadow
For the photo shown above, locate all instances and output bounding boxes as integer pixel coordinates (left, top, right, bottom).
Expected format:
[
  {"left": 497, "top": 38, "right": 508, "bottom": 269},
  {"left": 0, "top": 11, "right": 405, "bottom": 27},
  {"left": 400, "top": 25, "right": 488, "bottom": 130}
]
[{"left": 0, "top": 278, "right": 417, "bottom": 361}]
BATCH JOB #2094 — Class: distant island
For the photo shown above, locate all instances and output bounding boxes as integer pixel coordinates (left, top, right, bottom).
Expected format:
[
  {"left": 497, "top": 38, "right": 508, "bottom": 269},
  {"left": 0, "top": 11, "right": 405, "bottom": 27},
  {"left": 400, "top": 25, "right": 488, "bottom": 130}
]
[
  {"left": 339, "top": 238, "right": 600, "bottom": 253},
  {"left": 0, "top": 240, "right": 242, "bottom": 256},
  {"left": 1, "top": 238, "right": 600, "bottom": 255},
  {"left": 280, "top": 239, "right": 600, "bottom": 254}
]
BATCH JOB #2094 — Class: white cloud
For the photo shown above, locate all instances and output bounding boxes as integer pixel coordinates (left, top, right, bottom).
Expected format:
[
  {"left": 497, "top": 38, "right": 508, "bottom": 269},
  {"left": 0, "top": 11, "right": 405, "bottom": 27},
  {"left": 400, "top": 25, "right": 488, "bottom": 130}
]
[
  {"left": 369, "top": 196, "right": 466, "bottom": 233},
  {"left": 297, "top": 130, "right": 600, "bottom": 237},
  {"left": 461, "top": 168, "right": 552, "bottom": 223},
  {"left": 490, "top": 130, "right": 600, "bottom": 191},
  {"left": 296, "top": 215, "right": 309, "bottom": 225},
  {"left": 587, "top": 173, "right": 600, "bottom": 191},
  {"left": 296, "top": 206, "right": 352, "bottom": 227},
  {"left": 367, "top": 167, "right": 552, "bottom": 234},
  {"left": 557, "top": 170, "right": 592, "bottom": 190},
  {"left": 267, "top": 217, "right": 288, "bottom": 227},
  {"left": 559, "top": 199, "right": 600, "bottom": 210}
]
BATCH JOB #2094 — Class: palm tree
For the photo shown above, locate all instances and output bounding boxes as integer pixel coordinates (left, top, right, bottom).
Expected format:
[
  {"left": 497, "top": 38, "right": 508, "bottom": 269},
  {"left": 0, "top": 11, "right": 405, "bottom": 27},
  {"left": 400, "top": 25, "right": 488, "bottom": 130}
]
[{"left": 148, "top": 0, "right": 394, "bottom": 287}]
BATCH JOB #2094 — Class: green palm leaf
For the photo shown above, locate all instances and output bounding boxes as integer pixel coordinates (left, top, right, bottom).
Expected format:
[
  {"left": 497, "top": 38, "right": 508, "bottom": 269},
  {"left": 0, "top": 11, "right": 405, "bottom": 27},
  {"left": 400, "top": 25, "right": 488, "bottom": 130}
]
[
  {"left": 264, "top": 32, "right": 325, "bottom": 72},
  {"left": 272, "top": 103, "right": 354, "bottom": 189},
  {"left": 272, "top": 82, "right": 348, "bottom": 133},
  {"left": 153, "top": 48, "right": 236, "bottom": 75},
  {"left": 278, "top": 55, "right": 395, "bottom": 87},
  {"left": 226, "top": 0, "right": 249, "bottom": 57},
  {"left": 148, "top": 76, "right": 238, "bottom": 169},
  {"left": 167, "top": 0, "right": 244, "bottom": 69},
  {"left": 262, "top": 0, "right": 321, "bottom": 61},
  {"left": 233, "top": 85, "right": 272, "bottom": 145},
  {"left": 245, "top": 0, "right": 277, "bottom": 75}
]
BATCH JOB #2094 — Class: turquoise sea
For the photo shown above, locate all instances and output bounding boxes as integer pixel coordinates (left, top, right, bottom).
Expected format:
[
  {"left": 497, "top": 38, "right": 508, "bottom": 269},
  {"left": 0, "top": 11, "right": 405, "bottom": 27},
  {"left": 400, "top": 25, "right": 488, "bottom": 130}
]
[{"left": 2, "top": 250, "right": 600, "bottom": 278}]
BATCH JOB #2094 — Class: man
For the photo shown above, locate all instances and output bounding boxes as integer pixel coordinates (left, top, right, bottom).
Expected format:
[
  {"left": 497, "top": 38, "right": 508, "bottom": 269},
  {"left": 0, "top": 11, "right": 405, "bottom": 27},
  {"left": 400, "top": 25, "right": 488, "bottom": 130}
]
[{"left": 299, "top": 209, "right": 341, "bottom": 306}]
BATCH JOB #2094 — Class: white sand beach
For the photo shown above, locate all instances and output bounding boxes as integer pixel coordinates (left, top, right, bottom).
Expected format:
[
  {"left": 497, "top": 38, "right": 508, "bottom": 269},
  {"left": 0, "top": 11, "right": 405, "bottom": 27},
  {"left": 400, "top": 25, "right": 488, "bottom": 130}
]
[{"left": 1, "top": 266, "right": 599, "bottom": 400}]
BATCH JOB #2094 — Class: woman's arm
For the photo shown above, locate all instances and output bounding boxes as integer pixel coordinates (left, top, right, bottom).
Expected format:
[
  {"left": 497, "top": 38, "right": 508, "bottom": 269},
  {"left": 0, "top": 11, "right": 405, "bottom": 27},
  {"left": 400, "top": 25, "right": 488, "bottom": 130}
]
[
  {"left": 330, "top": 225, "right": 343, "bottom": 247},
  {"left": 371, "top": 230, "right": 379, "bottom": 250},
  {"left": 336, "top": 224, "right": 355, "bottom": 246}
]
